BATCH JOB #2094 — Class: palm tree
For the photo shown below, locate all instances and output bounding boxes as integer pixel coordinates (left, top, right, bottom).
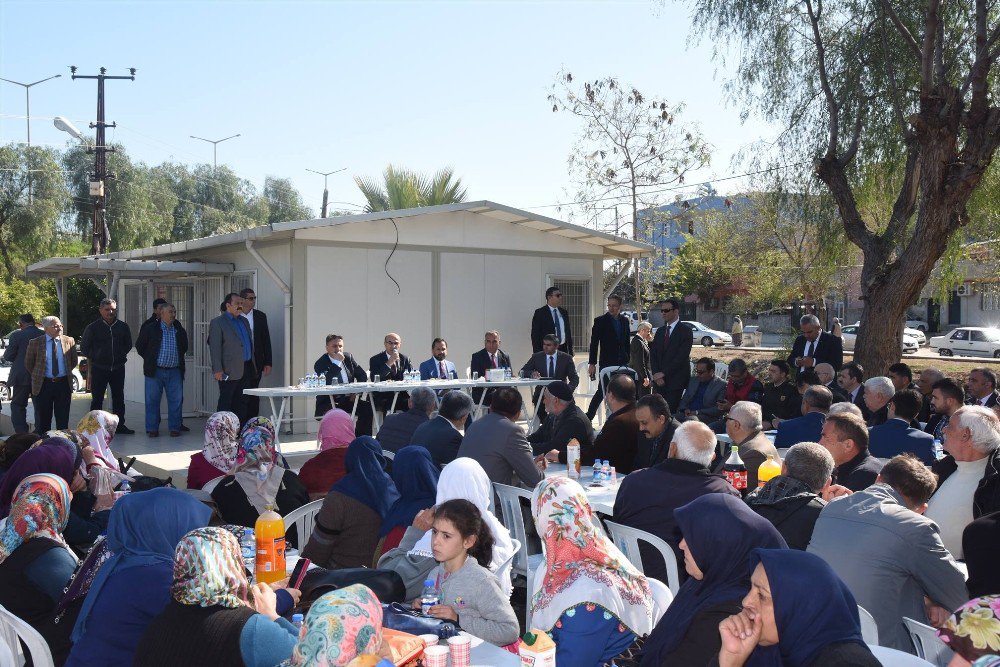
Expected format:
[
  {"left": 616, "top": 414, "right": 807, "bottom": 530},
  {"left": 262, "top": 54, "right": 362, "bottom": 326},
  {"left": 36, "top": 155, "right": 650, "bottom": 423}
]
[{"left": 355, "top": 165, "right": 467, "bottom": 212}]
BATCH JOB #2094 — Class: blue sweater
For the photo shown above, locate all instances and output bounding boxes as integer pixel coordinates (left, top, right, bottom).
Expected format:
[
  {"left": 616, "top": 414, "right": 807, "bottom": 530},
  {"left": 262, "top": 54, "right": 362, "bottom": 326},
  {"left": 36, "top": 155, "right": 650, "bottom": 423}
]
[
  {"left": 550, "top": 604, "right": 635, "bottom": 667},
  {"left": 240, "top": 615, "right": 298, "bottom": 666}
]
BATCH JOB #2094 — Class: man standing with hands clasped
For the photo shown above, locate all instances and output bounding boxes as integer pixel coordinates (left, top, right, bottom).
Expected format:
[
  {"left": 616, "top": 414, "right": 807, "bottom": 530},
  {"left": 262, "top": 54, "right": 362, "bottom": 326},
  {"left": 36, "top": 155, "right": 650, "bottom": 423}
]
[
  {"left": 209, "top": 293, "right": 255, "bottom": 424},
  {"left": 81, "top": 298, "right": 135, "bottom": 434},
  {"left": 239, "top": 288, "right": 272, "bottom": 420},
  {"left": 649, "top": 298, "right": 693, "bottom": 414},
  {"left": 586, "top": 294, "right": 632, "bottom": 420},
  {"left": 531, "top": 286, "right": 573, "bottom": 354},
  {"left": 788, "top": 314, "right": 843, "bottom": 376}
]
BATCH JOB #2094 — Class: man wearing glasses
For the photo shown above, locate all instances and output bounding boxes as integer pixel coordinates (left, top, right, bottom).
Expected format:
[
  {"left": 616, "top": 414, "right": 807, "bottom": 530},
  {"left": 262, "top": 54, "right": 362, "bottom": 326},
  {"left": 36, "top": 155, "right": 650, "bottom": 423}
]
[
  {"left": 531, "top": 287, "right": 573, "bottom": 354},
  {"left": 240, "top": 288, "right": 272, "bottom": 419},
  {"left": 649, "top": 298, "right": 693, "bottom": 413}
]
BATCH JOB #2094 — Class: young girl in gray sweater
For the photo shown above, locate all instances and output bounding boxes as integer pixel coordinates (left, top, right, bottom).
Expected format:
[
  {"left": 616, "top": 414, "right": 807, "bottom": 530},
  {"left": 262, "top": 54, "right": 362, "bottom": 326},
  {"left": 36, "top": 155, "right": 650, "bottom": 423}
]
[{"left": 418, "top": 499, "right": 520, "bottom": 647}]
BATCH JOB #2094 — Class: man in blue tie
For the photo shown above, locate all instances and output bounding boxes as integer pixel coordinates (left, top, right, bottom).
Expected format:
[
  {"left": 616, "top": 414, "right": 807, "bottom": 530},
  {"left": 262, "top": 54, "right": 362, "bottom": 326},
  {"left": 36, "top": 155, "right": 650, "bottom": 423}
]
[
  {"left": 24, "top": 316, "right": 79, "bottom": 434},
  {"left": 208, "top": 293, "right": 255, "bottom": 424},
  {"left": 531, "top": 287, "right": 573, "bottom": 354}
]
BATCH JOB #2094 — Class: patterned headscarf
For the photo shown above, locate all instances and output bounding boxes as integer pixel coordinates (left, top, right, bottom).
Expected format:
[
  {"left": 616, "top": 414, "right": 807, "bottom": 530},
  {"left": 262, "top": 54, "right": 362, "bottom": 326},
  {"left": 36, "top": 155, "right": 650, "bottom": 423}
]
[
  {"left": 317, "top": 409, "right": 355, "bottom": 451},
  {"left": 233, "top": 425, "right": 283, "bottom": 515},
  {"left": 938, "top": 597, "right": 1000, "bottom": 662},
  {"left": 290, "top": 584, "right": 383, "bottom": 666},
  {"left": 77, "top": 410, "right": 120, "bottom": 471},
  {"left": 242, "top": 416, "right": 277, "bottom": 445},
  {"left": 0, "top": 438, "right": 80, "bottom": 518},
  {"left": 529, "top": 476, "right": 653, "bottom": 636},
  {"left": 171, "top": 527, "right": 251, "bottom": 609},
  {"left": 0, "top": 473, "right": 71, "bottom": 566},
  {"left": 203, "top": 412, "right": 241, "bottom": 474}
]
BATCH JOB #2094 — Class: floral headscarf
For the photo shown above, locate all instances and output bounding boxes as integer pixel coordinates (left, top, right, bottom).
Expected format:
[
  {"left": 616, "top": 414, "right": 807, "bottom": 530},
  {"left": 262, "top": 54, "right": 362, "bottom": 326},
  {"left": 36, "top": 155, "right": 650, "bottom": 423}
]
[
  {"left": 77, "top": 410, "right": 120, "bottom": 471},
  {"left": 317, "top": 409, "right": 355, "bottom": 451},
  {"left": 242, "top": 416, "right": 277, "bottom": 445},
  {"left": 171, "top": 527, "right": 251, "bottom": 609},
  {"left": 233, "top": 425, "right": 283, "bottom": 515},
  {"left": 938, "top": 597, "right": 1000, "bottom": 662},
  {"left": 290, "top": 584, "right": 384, "bottom": 666},
  {"left": 529, "top": 476, "right": 653, "bottom": 636},
  {"left": 0, "top": 473, "right": 71, "bottom": 566},
  {"left": 203, "top": 412, "right": 241, "bottom": 474}
]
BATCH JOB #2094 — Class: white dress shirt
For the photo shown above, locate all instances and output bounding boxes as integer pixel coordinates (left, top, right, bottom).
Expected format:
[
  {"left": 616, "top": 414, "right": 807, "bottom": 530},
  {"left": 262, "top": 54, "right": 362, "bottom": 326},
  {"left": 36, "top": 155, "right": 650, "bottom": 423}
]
[
  {"left": 328, "top": 354, "right": 349, "bottom": 383},
  {"left": 550, "top": 307, "right": 566, "bottom": 344}
]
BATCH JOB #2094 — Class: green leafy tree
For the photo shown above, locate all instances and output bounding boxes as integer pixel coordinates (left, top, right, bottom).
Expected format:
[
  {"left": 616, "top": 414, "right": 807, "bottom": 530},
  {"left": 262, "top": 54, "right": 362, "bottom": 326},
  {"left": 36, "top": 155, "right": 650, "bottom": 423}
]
[
  {"left": 355, "top": 165, "right": 467, "bottom": 212},
  {"left": 0, "top": 144, "right": 68, "bottom": 278},
  {"left": 0, "top": 278, "right": 57, "bottom": 333},
  {"left": 261, "top": 176, "right": 313, "bottom": 225}
]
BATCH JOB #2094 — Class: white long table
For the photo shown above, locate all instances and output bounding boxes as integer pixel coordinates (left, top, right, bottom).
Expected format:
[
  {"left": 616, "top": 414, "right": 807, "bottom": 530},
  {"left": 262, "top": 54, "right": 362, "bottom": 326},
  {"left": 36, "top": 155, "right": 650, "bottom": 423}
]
[
  {"left": 543, "top": 464, "right": 621, "bottom": 515},
  {"left": 245, "top": 378, "right": 552, "bottom": 447}
]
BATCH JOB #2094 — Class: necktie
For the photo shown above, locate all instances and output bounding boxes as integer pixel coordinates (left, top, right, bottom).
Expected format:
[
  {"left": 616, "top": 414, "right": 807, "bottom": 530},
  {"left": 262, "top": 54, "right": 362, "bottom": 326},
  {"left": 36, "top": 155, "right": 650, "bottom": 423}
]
[
  {"left": 548, "top": 356, "right": 555, "bottom": 378},
  {"left": 439, "top": 361, "right": 447, "bottom": 379},
  {"left": 553, "top": 309, "right": 561, "bottom": 342},
  {"left": 805, "top": 340, "right": 813, "bottom": 357},
  {"left": 50, "top": 337, "right": 58, "bottom": 377},
  {"left": 491, "top": 354, "right": 497, "bottom": 369}
]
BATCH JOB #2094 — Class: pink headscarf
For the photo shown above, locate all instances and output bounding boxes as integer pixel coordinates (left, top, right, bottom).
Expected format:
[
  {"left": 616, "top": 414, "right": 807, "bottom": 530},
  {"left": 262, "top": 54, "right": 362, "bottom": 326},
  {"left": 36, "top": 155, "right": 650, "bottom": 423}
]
[{"left": 317, "top": 409, "right": 355, "bottom": 451}]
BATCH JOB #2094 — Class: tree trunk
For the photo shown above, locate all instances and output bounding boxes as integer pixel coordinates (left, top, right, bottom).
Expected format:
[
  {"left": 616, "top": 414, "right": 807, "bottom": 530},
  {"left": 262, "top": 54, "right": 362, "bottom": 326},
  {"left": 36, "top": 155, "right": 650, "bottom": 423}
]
[{"left": 0, "top": 235, "right": 15, "bottom": 280}]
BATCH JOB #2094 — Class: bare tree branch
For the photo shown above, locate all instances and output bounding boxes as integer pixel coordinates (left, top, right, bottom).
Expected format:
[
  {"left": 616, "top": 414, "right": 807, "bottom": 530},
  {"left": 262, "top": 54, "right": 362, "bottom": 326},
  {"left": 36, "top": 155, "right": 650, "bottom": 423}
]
[{"left": 879, "top": 0, "right": 923, "bottom": 60}]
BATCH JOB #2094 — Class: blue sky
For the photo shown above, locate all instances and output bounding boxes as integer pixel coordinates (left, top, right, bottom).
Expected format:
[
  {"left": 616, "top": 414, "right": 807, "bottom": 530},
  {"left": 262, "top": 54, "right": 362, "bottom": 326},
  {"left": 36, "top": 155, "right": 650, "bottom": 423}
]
[{"left": 0, "top": 0, "right": 778, "bottom": 228}]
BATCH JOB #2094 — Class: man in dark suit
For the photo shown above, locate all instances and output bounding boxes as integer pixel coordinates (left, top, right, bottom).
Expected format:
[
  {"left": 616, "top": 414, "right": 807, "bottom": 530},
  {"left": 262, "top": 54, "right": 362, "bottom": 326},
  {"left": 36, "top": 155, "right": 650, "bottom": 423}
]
[
  {"left": 869, "top": 388, "right": 936, "bottom": 464},
  {"left": 649, "top": 298, "right": 693, "bottom": 413},
  {"left": 916, "top": 367, "right": 945, "bottom": 424},
  {"left": 788, "top": 314, "right": 843, "bottom": 375},
  {"left": 313, "top": 334, "right": 374, "bottom": 435},
  {"left": 774, "top": 385, "right": 832, "bottom": 448},
  {"left": 837, "top": 361, "right": 871, "bottom": 421},
  {"left": 209, "top": 293, "right": 255, "bottom": 424},
  {"left": 377, "top": 386, "right": 436, "bottom": 453},
  {"left": 677, "top": 357, "right": 728, "bottom": 423},
  {"left": 2, "top": 314, "right": 45, "bottom": 433},
  {"left": 633, "top": 393, "right": 683, "bottom": 469},
  {"left": 369, "top": 332, "right": 413, "bottom": 414},
  {"left": 863, "top": 376, "right": 897, "bottom": 426},
  {"left": 816, "top": 363, "right": 849, "bottom": 402},
  {"left": 966, "top": 367, "right": 999, "bottom": 408},
  {"left": 586, "top": 294, "right": 632, "bottom": 420},
  {"left": 520, "top": 334, "right": 579, "bottom": 421},
  {"left": 411, "top": 390, "right": 473, "bottom": 468},
  {"left": 470, "top": 330, "right": 512, "bottom": 407},
  {"left": 594, "top": 374, "right": 640, "bottom": 473},
  {"left": 25, "top": 316, "right": 78, "bottom": 434},
  {"left": 528, "top": 380, "right": 595, "bottom": 464},
  {"left": 530, "top": 286, "right": 572, "bottom": 354},
  {"left": 240, "top": 288, "right": 272, "bottom": 419}
]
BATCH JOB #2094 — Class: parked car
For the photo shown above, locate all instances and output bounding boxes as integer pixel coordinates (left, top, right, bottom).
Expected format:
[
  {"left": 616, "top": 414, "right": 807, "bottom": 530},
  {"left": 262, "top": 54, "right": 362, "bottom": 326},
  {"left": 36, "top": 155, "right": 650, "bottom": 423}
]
[
  {"left": 621, "top": 310, "right": 649, "bottom": 334},
  {"left": 682, "top": 321, "right": 734, "bottom": 347},
  {"left": 851, "top": 321, "right": 926, "bottom": 346},
  {"left": 0, "top": 358, "right": 86, "bottom": 400},
  {"left": 930, "top": 327, "right": 1000, "bottom": 358},
  {"left": 841, "top": 324, "right": 919, "bottom": 355},
  {"left": 906, "top": 318, "right": 930, "bottom": 332}
]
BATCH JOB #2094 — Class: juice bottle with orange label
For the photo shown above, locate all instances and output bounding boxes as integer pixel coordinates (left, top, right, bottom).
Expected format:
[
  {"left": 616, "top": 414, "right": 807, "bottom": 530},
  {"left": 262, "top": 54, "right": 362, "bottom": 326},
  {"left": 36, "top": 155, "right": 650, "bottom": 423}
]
[{"left": 255, "top": 504, "right": 286, "bottom": 584}]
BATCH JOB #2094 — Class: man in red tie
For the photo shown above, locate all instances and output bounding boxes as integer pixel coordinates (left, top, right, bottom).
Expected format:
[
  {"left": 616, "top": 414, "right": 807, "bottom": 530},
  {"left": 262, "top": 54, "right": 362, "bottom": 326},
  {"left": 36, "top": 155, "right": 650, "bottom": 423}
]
[
  {"left": 470, "top": 330, "right": 513, "bottom": 407},
  {"left": 419, "top": 338, "right": 458, "bottom": 381}
]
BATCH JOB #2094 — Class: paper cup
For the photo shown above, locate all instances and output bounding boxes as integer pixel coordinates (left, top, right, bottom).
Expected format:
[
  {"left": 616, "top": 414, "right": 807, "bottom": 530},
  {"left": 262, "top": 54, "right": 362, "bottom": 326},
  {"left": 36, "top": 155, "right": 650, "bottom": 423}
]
[
  {"left": 419, "top": 633, "right": 439, "bottom": 646},
  {"left": 423, "top": 644, "right": 448, "bottom": 667},
  {"left": 448, "top": 634, "right": 472, "bottom": 667}
]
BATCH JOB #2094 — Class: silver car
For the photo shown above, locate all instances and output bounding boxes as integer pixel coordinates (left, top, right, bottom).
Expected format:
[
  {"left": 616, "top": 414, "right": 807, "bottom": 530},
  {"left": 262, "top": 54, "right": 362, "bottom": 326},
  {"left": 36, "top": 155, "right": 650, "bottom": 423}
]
[
  {"left": 841, "top": 324, "right": 919, "bottom": 355},
  {"left": 682, "top": 321, "right": 734, "bottom": 347}
]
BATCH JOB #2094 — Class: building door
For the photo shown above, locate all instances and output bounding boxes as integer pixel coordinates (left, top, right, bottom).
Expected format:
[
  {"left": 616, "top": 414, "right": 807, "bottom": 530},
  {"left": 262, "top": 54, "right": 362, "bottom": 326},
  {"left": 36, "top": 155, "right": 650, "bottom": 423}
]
[
  {"left": 193, "top": 277, "right": 224, "bottom": 413},
  {"left": 948, "top": 292, "right": 962, "bottom": 325},
  {"left": 550, "top": 277, "right": 590, "bottom": 353}
]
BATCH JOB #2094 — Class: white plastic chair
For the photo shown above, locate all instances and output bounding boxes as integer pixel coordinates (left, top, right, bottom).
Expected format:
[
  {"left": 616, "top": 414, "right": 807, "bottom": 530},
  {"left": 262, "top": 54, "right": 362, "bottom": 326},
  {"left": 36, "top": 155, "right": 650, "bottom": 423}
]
[
  {"left": 647, "top": 577, "right": 674, "bottom": 626},
  {"left": 715, "top": 361, "right": 729, "bottom": 380},
  {"left": 604, "top": 520, "right": 681, "bottom": 595},
  {"left": 868, "top": 645, "right": 935, "bottom": 666},
  {"left": 902, "top": 617, "right": 955, "bottom": 666},
  {"left": 574, "top": 361, "right": 596, "bottom": 404},
  {"left": 495, "top": 538, "right": 520, "bottom": 594},
  {"left": 0, "top": 603, "right": 54, "bottom": 667},
  {"left": 597, "top": 366, "right": 636, "bottom": 424},
  {"left": 493, "top": 483, "right": 545, "bottom": 626},
  {"left": 283, "top": 499, "right": 324, "bottom": 548},
  {"left": 857, "top": 605, "right": 879, "bottom": 646},
  {"left": 381, "top": 449, "right": 395, "bottom": 461}
]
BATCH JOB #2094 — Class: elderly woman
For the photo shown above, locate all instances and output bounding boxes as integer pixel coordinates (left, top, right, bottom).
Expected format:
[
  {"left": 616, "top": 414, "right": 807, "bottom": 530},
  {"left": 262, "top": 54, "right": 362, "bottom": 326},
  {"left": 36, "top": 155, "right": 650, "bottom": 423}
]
[
  {"left": 298, "top": 408, "right": 356, "bottom": 499},
  {"left": 186, "top": 412, "right": 241, "bottom": 490},
  {"left": 287, "top": 585, "right": 388, "bottom": 666},
  {"left": 640, "top": 494, "right": 787, "bottom": 666},
  {"left": 133, "top": 527, "right": 298, "bottom": 667},
  {"left": 630, "top": 321, "right": 654, "bottom": 396},
  {"left": 717, "top": 549, "right": 880, "bottom": 666},
  {"left": 0, "top": 474, "right": 76, "bottom": 632},
  {"left": 532, "top": 476, "right": 655, "bottom": 667}
]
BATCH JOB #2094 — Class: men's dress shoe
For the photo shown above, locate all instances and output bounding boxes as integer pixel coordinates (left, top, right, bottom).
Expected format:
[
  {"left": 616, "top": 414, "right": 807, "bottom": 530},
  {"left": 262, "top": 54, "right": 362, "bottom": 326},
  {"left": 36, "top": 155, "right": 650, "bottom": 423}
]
[
  {"left": 179, "top": 424, "right": 191, "bottom": 432},
  {"left": 147, "top": 431, "right": 159, "bottom": 438},
  {"left": 117, "top": 425, "right": 135, "bottom": 435},
  {"left": 170, "top": 431, "right": 181, "bottom": 437}
]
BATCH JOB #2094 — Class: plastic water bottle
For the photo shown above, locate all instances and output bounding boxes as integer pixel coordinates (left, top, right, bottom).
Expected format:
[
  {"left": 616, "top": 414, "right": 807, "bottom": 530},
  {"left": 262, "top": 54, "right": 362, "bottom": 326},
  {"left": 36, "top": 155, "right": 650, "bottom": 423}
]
[
  {"left": 504, "top": 366, "right": 512, "bottom": 381},
  {"left": 420, "top": 579, "right": 439, "bottom": 615},
  {"left": 240, "top": 527, "right": 256, "bottom": 575},
  {"left": 291, "top": 613, "right": 304, "bottom": 630},
  {"left": 601, "top": 460, "right": 611, "bottom": 483},
  {"left": 933, "top": 438, "right": 944, "bottom": 460},
  {"left": 592, "top": 459, "right": 603, "bottom": 483},
  {"left": 119, "top": 479, "right": 131, "bottom": 494}
]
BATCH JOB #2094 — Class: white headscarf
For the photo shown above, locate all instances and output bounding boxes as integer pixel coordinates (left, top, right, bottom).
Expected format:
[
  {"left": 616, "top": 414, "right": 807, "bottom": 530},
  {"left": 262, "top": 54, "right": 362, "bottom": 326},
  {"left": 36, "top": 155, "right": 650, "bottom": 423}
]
[
  {"left": 76, "top": 410, "right": 120, "bottom": 471},
  {"left": 408, "top": 457, "right": 514, "bottom": 593}
]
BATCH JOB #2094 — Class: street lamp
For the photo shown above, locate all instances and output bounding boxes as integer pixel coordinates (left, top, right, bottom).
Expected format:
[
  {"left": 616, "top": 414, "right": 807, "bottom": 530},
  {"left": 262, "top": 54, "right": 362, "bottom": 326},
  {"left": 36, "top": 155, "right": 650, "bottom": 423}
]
[
  {"left": 190, "top": 133, "right": 241, "bottom": 169},
  {"left": 306, "top": 167, "right": 347, "bottom": 218},
  {"left": 53, "top": 116, "right": 86, "bottom": 142},
  {"left": 0, "top": 74, "right": 62, "bottom": 146}
]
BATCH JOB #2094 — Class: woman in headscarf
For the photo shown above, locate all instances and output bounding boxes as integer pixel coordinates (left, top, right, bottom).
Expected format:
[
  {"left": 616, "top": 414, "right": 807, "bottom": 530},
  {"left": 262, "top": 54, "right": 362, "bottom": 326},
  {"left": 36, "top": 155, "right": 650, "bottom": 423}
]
[
  {"left": 0, "top": 432, "right": 42, "bottom": 480},
  {"left": 531, "top": 476, "right": 654, "bottom": 667},
  {"left": 60, "top": 488, "right": 213, "bottom": 667},
  {"left": 186, "top": 411, "right": 241, "bottom": 490},
  {"left": 0, "top": 474, "right": 76, "bottom": 632},
  {"left": 640, "top": 494, "right": 787, "bottom": 666},
  {"left": 378, "top": 456, "right": 515, "bottom": 600},
  {"left": 937, "top": 596, "right": 1000, "bottom": 667},
  {"left": 287, "top": 585, "right": 388, "bottom": 666},
  {"left": 76, "top": 410, "right": 130, "bottom": 513},
  {"left": 963, "top": 512, "right": 1000, "bottom": 599},
  {"left": 133, "top": 527, "right": 298, "bottom": 667},
  {"left": 298, "top": 408, "right": 356, "bottom": 499},
  {"left": 211, "top": 423, "right": 309, "bottom": 546},
  {"left": 717, "top": 549, "right": 880, "bottom": 666},
  {"left": 302, "top": 436, "right": 398, "bottom": 569},
  {"left": 378, "top": 445, "right": 439, "bottom": 554}
]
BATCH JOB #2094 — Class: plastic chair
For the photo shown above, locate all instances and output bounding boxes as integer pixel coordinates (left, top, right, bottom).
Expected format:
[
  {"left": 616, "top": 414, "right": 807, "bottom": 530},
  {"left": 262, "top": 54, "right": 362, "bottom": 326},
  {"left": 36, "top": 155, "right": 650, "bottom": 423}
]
[
  {"left": 868, "top": 645, "right": 935, "bottom": 666},
  {"left": 283, "top": 499, "right": 324, "bottom": 548},
  {"left": 493, "top": 483, "right": 545, "bottom": 626},
  {"left": 603, "top": 520, "right": 681, "bottom": 595},
  {"left": 598, "top": 366, "right": 637, "bottom": 423},
  {"left": 574, "top": 361, "right": 596, "bottom": 403},
  {"left": 647, "top": 577, "right": 674, "bottom": 625},
  {"left": 857, "top": 605, "right": 879, "bottom": 645},
  {"left": 902, "top": 617, "right": 955, "bottom": 666},
  {"left": 715, "top": 361, "right": 729, "bottom": 380},
  {"left": 495, "top": 538, "right": 520, "bottom": 594},
  {"left": 0, "top": 603, "right": 54, "bottom": 667},
  {"left": 381, "top": 449, "right": 395, "bottom": 461}
]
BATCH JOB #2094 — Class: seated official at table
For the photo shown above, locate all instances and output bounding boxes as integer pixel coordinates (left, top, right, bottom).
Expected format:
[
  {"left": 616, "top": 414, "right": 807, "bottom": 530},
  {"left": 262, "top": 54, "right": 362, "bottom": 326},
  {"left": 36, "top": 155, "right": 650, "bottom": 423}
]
[
  {"left": 521, "top": 334, "right": 579, "bottom": 421},
  {"left": 411, "top": 390, "right": 473, "bottom": 468},
  {"left": 528, "top": 380, "right": 595, "bottom": 464},
  {"left": 419, "top": 338, "right": 458, "bottom": 380},
  {"left": 376, "top": 386, "right": 436, "bottom": 454},
  {"left": 369, "top": 332, "right": 413, "bottom": 414},
  {"left": 313, "top": 333, "right": 374, "bottom": 436},
  {"left": 470, "top": 329, "right": 512, "bottom": 406}
]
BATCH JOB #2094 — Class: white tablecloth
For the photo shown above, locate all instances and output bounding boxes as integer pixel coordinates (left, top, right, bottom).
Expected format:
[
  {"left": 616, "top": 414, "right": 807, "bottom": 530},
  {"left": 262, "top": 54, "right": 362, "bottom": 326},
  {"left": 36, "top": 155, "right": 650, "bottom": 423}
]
[{"left": 543, "top": 464, "right": 621, "bottom": 515}]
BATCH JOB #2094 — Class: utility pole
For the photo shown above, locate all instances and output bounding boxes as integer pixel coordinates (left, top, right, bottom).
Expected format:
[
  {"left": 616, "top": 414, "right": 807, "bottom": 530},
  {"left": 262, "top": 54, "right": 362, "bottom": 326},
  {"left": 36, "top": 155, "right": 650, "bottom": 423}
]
[
  {"left": 305, "top": 167, "right": 346, "bottom": 217},
  {"left": 191, "top": 133, "right": 241, "bottom": 170},
  {"left": 70, "top": 66, "right": 136, "bottom": 255}
]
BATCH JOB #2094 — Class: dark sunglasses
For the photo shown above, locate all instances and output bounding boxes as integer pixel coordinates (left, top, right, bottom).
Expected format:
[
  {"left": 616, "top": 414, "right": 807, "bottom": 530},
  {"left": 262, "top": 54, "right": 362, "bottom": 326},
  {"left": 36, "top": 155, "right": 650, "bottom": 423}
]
[{"left": 660, "top": 307, "right": 674, "bottom": 313}]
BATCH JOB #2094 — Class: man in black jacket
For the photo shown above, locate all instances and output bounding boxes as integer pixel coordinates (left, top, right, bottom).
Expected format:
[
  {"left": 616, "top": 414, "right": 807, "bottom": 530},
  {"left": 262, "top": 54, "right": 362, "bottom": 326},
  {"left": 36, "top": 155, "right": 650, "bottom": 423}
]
[
  {"left": 469, "top": 330, "right": 512, "bottom": 407},
  {"left": 2, "top": 314, "right": 45, "bottom": 433},
  {"left": 313, "top": 334, "right": 373, "bottom": 436},
  {"left": 528, "top": 381, "right": 595, "bottom": 464},
  {"left": 369, "top": 332, "right": 413, "bottom": 414},
  {"left": 649, "top": 298, "right": 693, "bottom": 413},
  {"left": 135, "top": 303, "right": 188, "bottom": 437},
  {"left": 530, "top": 286, "right": 573, "bottom": 354},
  {"left": 788, "top": 314, "right": 844, "bottom": 375},
  {"left": 80, "top": 298, "right": 135, "bottom": 434},
  {"left": 376, "top": 386, "right": 436, "bottom": 453},
  {"left": 520, "top": 335, "right": 579, "bottom": 421},
  {"left": 586, "top": 294, "right": 632, "bottom": 420},
  {"left": 411, "top": 390, "right": 474, "bottom": 467},
  {"left": 633, "top": 393, "right": 682, "bottom": 469},
  {"left": 239, "top": 288, "right": 272, "bottom": 419}
]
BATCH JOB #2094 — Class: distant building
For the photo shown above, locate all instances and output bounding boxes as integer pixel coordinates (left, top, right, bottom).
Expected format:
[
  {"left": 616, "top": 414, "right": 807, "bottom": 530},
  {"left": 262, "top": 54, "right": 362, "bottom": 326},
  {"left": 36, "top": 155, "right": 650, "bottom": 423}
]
[{"left": 639, "top": 195, "right": 751, "bottom": 271}]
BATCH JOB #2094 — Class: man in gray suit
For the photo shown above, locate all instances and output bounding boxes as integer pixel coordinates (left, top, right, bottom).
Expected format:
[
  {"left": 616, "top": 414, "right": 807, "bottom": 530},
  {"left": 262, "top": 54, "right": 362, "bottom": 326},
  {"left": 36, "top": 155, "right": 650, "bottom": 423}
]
[
  {"left": 209, "top": 293, "right": 255, "bottom": 424},
  {"left": 677, "top": 357, "right": 727, "bottom": 423},
  {"left": 457, "top": 387, "right": 547, "bottom": 489},
  {"left": 2, "top": 314, "right": 45, "bottom": 433},
  {"left": 520, "top": 334, "right": 579, "bottom": 421}
]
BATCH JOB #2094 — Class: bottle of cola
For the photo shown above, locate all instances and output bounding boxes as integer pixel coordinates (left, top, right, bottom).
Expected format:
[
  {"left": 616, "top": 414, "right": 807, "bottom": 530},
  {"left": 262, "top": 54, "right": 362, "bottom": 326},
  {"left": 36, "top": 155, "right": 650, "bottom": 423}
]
[{"left": 723, "top": 445, "right": 748, "bottom": 492}]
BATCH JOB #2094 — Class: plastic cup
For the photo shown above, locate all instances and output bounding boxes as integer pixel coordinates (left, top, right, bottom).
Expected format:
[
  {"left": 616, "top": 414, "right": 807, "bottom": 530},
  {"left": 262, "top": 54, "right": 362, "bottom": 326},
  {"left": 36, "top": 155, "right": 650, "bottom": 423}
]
[
  {"left": 419, "top": 634, "right": 439, "bottom": 647},
  {"left": 373, "top": 374, "right": 380, "bottom": 384},
  {"left": 472, "top": 371, "right": 479, "bottom": 381},
  {"left": 448, "top": 634, "right": 472, "bottom": 667},
  {"left": 423, "top": 644, "right": 448, "bottom": 667}
]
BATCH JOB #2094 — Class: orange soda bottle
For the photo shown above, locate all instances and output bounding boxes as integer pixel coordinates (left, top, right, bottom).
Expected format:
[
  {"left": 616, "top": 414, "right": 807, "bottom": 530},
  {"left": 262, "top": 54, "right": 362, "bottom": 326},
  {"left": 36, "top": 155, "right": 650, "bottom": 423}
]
[
  {"left": 757, "top": 454, "right": 782, "bottom": 487},
  {"left": 254, "top": 504, "right": 286, "bottom": 584}
]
